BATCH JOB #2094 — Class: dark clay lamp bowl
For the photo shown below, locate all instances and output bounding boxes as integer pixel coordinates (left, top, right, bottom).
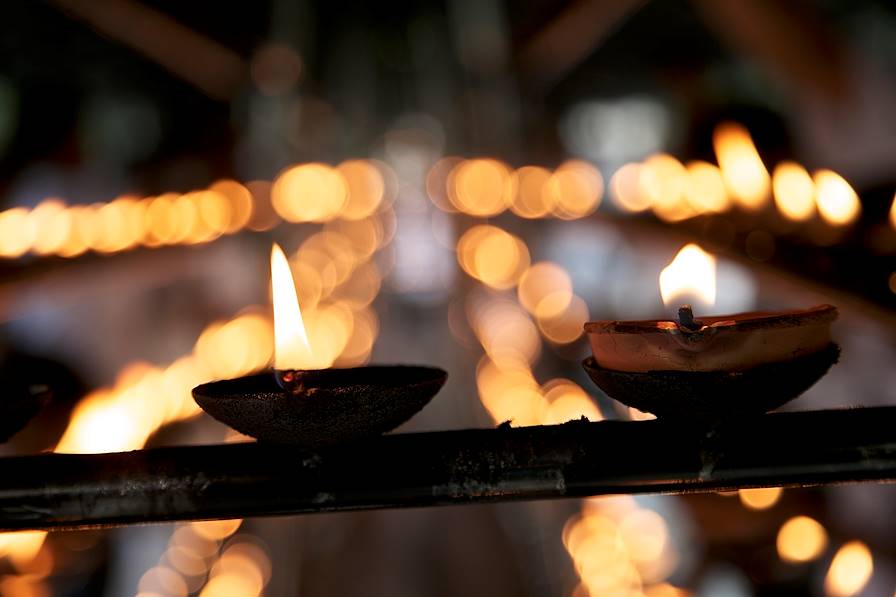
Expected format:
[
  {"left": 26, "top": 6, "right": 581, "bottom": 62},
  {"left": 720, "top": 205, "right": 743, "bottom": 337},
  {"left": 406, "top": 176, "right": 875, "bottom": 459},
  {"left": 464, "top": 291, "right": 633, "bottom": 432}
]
[
  {"left": 1, "top": 383, "right": 50, "bottom": 442},
  {"left": 582, "top": 305, "right": 839, "bottom": 420},
  {"left": 192, "top": 365, "right": 447, "bottom": 448}
]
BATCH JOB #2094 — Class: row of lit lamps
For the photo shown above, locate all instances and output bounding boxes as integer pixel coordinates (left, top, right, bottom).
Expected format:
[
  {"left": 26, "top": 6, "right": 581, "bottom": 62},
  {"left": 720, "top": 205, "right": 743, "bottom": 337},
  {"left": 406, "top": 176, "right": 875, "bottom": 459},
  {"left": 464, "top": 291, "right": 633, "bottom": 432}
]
[
  {"left": 0, "top": 159, "right": 391, "bottom": 259},
  {"left": 425, "top": 123, "right": 882, "bottom": 232}
]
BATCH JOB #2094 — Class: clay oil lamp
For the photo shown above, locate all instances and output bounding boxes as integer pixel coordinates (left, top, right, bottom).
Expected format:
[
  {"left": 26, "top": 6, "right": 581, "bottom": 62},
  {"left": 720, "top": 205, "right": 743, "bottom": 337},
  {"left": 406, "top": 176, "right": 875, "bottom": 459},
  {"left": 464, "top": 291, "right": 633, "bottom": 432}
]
[
  {"left": 193, "top": 244, "right": 446, "bottom": 447},
  {"left": 583, "top": 244, "right": 839, "bottom": 420}
]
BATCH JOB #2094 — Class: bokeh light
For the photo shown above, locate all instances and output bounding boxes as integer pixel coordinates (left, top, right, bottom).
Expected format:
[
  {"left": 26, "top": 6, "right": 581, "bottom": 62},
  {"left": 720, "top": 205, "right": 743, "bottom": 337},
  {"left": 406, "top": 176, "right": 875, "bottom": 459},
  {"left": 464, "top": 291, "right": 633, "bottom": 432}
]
[
  {"left": 813, "top": 169, "right": 861, "bottom": 226},
  {"left": 713, "top": 122, "right": 770, "bottom": 210},
  {"left": 776, "top": 516, "right": 828, "bottom": 563}
]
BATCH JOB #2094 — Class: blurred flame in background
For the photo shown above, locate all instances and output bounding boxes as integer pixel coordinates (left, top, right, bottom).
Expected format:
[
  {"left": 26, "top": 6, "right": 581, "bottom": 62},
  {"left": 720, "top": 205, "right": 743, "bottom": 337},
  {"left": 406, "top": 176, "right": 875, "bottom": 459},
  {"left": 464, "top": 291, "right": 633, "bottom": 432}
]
[
  {"left": 684, "top": 161, "right": 730, "bottom": 215},
  {"left": 0, "top": 160, "right": 394, "bottom": 260},
  {"left": 813, "top": 170, "right": 861, "bottom": 226},
  {"left": 772, "top": 162, "right": 816, "bottom": 222},
  {"left": 776, "top": 516, "right": 828, "bottom": 563},
  {"left": 564, "top": 496, "right": 682, "bottom": 596},
  {"left": 449, "top": 158, "right": 516, "bottom": 217},
  {"left": 712, "top": 122, "right": 770, "bottom": 210},
  {"left": 659, "top": 244, "right": 717, "bottom": 309},
  {"left": 457, "top": 226, "right": 530, "bottom": 290},
  {"left": 890, "top": 193, "right": 896, "bottom": 229},
  {"left": 737, "top": 487, "right": 783, "bottom": 511},
  {"left": 0, "top": 118, "right": 885, "bottom": 594},
  {"left": 134, "top": 519, "right": 273, "bottom": 597},
  {"left": 640, "top": 153, "right": 694, "bottom": 223},
  {"left": 825, "top": 541, "right": 873, "bottom": 597}
]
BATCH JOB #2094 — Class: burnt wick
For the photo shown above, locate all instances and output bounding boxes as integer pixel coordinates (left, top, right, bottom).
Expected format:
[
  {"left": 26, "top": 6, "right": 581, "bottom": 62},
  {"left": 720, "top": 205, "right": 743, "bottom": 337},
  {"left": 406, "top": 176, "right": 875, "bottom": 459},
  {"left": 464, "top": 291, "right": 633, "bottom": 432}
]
[
  {"left": 677, "top": 305, "right": 702, "bottom": 331},
  {"left": 274, "top": 369, "right": 307, "bottom": 395}
]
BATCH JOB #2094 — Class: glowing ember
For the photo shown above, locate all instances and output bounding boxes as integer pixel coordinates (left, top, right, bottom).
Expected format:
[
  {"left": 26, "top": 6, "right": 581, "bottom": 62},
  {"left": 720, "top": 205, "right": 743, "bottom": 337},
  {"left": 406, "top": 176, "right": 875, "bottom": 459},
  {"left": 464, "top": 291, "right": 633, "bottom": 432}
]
[
  {"left": 271, "top": 243, "right": 313, "bottom": 370},
  {"left": 659, "top": 244, "right": 717, "bottom": 310}
]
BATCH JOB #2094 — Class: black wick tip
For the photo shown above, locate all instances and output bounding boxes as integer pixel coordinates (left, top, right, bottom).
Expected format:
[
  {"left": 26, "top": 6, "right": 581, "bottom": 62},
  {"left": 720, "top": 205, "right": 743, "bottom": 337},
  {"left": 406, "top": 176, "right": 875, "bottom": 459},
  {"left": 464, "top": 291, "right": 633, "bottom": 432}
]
[
  {"left": 274, "top": 369, "right": 306, "bottom": 395},
  {"left": 677, "top": 305, "right": 702, "bottom": 331}
]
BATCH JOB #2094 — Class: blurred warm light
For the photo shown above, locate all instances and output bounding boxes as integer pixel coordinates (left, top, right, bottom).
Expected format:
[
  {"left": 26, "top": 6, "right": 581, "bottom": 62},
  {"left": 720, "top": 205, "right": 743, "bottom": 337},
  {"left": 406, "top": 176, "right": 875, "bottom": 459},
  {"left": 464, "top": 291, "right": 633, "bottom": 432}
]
[
  {"left": 0, "top": 207, "right": 34, "bottom": 258},
  {"left": 659, "top": 244, "right": 716, "bottom": 309},
  {"left": 457, "top": 225, "right": 530, "bottom": 290},
  {"left": 542, "top": 379, "right": 602, "bottom": 424},
  {"left": 644, "top": 583, "right": 693, "bottom": 597},
  {"left": 0, "top": 531, "right": 47, "bottom": 569},
  {"left": 476, "top": 356, "right": 545, "bottom": 426},
  {"left": 890, "top": 193, "right": 896, "bottom": 229},
  {"left": 55, "top": 312, "right": 273, "bottom": 453},
  {"left": 684, "top": 161, "right": 730, "bottom": 214},
  {"left": 145, "top": 193, "right": 179, "bottom": 246},
  {"left": 619, "top": 509, "right": 668, "bottom": 565},
  {"left": 611, "top": 163, "right": 651, "bottom": 213},
  {"left": 336, "top": 306, "right": 378, "bottom": 366},
  {"left": 0, "top": 575, "right": 50, "bottom": 597},
  {"left": 772, "top": 162, "right": 815, "bottom": 221},
  {"left": 59, "top": 205, "right": 96, "bottom": 257},
  {"left": 813, "top": 169, "right": 861, "bottom": 226},
  {"left": 517, "top": 262, "right": 573, "bottom": 319},
  {"left": 29, "top": 199, "right": 70, "bottom": 255},
  {"left": 713, "top": 122, "right": 770, "bottom": 210},
  {"left": 337, "top": 159, "right": 386, "bottom": 220},
  {"left": 271, "top": 243, "right": 313, "bottom": 370},
  {"left": 54, "top": 210, "right": 385, "bottom": 454},
  {"left": 301, "top": 302, "right": 355, "bottom": 369},
  {"left": 170, "top": 193, "right": 199, "bottom": 244},
  {"left": 199, "top": 538, "right": 270, "bottom": 597},
  {"left": 191, "top": 519, "right": 244, "bottom": 541},
  {"left": 210, "top": 179, "right": 253, "bottom": 233},
  {"left": 470, "top": 299, "right": 541, "bottom": 370},
  {"left": 448, "top": 158, "right": 515, "bottom": 217},
  {"left": 512, "top": 166, "right": 553, "bottom": 218},
  {"left": 777, "top": 516, "right": 828, "bottom": 563},
  {"left": 536, "top": 294, "right": 589, "bottom": 344},
  {"left": 138, "top": 565, "right": 189, "bottom": 597},
  {"left": 195, "top": 314, "right": 274, "bottom": 381},
  {"left": 546, "top": 160, "right": 603, "bottom": 219},
  {"left": 196, "top": 190, "right": 232, "bottom": 239},
  {"left": 425, "top": 157, "right": 463, "bottom": 213},
  {"left": 565, "top": 497, "right": 677, "bottom": 597},
  {"left": 326, "top": 218, "right": 384, "bottom": 261},
  {"left": 825, "top": 541, "right": 873, "bottom": 597},
  {"left": 738, "top": 487, "right": 782, "bottom": 510},
  {"left": 272, "top": 162, "right": 347, "bottom": 223},
  {"left": 640, "top": 153, "right": 694, "bottom": 222}
]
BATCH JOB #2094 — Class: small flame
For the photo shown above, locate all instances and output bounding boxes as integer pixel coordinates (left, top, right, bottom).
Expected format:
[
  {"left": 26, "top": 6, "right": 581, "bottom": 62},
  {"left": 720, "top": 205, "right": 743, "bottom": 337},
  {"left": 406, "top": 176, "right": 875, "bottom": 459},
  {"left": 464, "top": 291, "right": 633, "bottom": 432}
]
[
  {"left": 659, "top": 244, "right": 716, "bottom": 309},
  {"left": 271, "top": 243, "right": 312, "bottom": 370}
]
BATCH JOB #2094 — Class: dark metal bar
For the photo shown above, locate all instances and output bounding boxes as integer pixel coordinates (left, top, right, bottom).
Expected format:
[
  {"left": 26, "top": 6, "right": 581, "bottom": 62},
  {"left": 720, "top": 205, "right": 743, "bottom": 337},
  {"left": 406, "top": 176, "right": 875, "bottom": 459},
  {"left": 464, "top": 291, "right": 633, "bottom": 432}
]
[{"left": 1, "top": 407, "right": 895, "bottom": 531}]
